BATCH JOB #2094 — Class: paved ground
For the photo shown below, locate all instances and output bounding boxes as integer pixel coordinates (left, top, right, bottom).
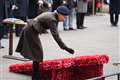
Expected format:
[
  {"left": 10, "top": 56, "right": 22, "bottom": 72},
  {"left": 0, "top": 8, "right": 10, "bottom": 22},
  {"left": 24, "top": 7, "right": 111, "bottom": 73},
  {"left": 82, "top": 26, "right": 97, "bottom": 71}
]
[{"left": 0, "top": 13, "right": 120, "bottom": 80}]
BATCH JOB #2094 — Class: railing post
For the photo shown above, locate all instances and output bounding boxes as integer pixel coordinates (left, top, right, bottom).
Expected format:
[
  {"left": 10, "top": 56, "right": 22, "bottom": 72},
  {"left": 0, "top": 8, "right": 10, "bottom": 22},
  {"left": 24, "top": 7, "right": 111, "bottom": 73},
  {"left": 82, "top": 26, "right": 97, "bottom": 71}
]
[{"left": 118, "top": 73, "right": 120, "bottom": 80}]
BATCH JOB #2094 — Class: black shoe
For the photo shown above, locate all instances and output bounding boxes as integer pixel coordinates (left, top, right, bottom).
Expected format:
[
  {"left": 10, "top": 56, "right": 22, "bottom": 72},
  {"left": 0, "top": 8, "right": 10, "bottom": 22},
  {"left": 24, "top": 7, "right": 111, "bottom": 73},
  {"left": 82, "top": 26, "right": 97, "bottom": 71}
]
[
  {"left": 64, "top": 28, "right": 69, "bottom": 31},
  {"left": 112, "top": 24, "right": 118, "bottom": 27},
  {"left": 69, "top": 27, "right": 75, "bottom": 30},
  {"left": 78, "top": 26, "right": 87, "bottom": 29},
  {"left": 16, "top": 33, "right": 20, "bottom": 37},
  {"left": 0, "top": 46, "right": 4, "bottom": 49}
]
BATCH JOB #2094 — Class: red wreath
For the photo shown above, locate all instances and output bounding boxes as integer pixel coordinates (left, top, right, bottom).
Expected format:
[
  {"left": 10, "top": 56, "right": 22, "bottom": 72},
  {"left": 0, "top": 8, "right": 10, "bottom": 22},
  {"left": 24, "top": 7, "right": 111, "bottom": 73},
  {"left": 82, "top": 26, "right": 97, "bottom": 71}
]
[{"left": 9, "top": 54, "right": 109, "bottom": 80}]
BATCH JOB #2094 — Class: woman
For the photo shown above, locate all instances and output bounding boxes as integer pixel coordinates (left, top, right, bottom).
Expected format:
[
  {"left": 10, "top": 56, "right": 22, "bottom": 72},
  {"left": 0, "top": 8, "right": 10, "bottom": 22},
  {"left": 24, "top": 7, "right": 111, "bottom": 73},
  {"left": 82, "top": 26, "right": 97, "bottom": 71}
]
[{"left": 16, "top": 6, "right": 74, "bottom": 80}]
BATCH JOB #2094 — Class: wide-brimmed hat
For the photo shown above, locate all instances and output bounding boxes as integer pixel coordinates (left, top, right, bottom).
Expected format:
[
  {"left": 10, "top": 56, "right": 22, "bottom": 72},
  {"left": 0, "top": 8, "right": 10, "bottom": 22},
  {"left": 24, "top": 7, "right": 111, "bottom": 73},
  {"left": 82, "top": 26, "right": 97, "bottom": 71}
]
[{"left": 56, "top": 6, "right": 70, "bottom": 15}]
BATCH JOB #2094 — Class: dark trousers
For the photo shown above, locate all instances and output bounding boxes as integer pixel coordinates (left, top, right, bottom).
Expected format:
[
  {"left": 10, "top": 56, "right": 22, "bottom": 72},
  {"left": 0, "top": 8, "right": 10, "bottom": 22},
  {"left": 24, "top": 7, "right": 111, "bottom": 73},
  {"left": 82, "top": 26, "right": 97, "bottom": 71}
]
[
  {"left": 0, "top": 24, "right": 4, "bottom": 39},
  {"left": 0, "top": 23, "right": 9, "bottom": 38},
  {"left": 32, "top": 61, "right": 42, "bottom": 80},
  {"left": 76, "top": 13, "right": 85, "bottom": 28},
  {"left": 110, "top": 13, "right": 119, "bottom": 26}
]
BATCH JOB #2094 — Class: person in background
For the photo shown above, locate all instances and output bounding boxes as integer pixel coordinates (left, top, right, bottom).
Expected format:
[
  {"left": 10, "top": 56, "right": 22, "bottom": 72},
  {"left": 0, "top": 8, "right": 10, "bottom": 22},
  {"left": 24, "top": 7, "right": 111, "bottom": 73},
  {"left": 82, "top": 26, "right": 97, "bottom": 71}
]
[
  {"left": 51, "top": 0, "right": 63, "bottom": 12},
  {"left": 13, "top": 0, "right": 28, "bottom": 37},
  {"left": 2, "top": 0, "right": 15, "bottom": 38},
  {"left": 38, "top": 0, "right": 49, "bottom": 14},
  {"left": 109, "top": 0, "right": 120, "bottom": 26},
  {"left": 0, "top": 0, "right": 15, "bottom": 48},
  {"left": 63, "top": 0, "right": 76, "bottom": 31},
  {"left": 76, "top": 0, "right": 88, "bottom": 29},
  {"left": 0, "top": 0, "right": 5, "bottom": 48},
  {"left": 15, "top": 6, "right": 74, "bottom": 80},
  {"left": 28, "top": 0, "right": 39, "bottom": 19},
  {"left": 0, "top": 24, "right": 4, "bottom": 49},
  {"left": 96, "top": 0, "right": 102, "bottom": 12}
]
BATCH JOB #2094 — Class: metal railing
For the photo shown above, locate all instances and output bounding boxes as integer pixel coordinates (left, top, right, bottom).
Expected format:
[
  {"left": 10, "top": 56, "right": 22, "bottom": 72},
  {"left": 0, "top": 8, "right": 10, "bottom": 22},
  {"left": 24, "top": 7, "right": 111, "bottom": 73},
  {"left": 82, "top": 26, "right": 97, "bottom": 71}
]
[{"left": 87, "top": 72, "right": 120, "bottom": 80}]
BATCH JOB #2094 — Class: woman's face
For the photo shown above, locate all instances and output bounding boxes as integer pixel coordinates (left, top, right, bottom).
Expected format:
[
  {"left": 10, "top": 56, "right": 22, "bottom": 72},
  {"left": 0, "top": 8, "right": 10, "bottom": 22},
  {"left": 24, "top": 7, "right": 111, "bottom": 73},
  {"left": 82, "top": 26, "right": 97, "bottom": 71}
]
[{"left": 58, "top": 14, "right": 67, "bottom": 21}]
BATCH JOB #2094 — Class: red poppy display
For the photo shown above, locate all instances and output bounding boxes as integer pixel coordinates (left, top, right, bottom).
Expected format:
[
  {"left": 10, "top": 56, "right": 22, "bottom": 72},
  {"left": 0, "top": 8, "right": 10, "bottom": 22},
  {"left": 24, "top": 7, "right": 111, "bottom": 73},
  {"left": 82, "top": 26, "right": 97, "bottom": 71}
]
[{"left": 9, "top": 54, "right": 109, "bottom": 80}]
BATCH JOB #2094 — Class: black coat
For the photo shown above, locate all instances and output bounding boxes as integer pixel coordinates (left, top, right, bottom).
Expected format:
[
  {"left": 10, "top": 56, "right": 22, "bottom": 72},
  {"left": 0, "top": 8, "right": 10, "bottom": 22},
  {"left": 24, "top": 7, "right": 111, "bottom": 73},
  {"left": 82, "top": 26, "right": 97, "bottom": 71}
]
[
  {"left": 0, "top": 0, "right": 5, "bottom": 20},
  {"left": 0, "top": 0, "right": 14, "bottom": 19},
  {"left": 16, "top": 12, "right": 68, "bottom": 61},
  {"left": 64, "top": 0, "right": 76, "bottom": 9},
  {"left": 0, "top": 0, "right": 5, "bottom": 39},
  {"left": 52, "top": 0, "right": 63, "bottom": 11},
  {"left": 13, "top": 0, "right": 28, "bottom": 17},
  {"left": 0, "top": 0, "right": 14, "bottom": 39},
  {"left": 38, "top": 1, "right": 49, "bottom": 14},
  {"left": 109, "top": 0, "right": 120, "bottom": 14},
  {"left": 28, "top": 0, "right": 39, "bottom": 18},
  {"left": 5, "top": 0, "right": 15, "bottom": 18}
]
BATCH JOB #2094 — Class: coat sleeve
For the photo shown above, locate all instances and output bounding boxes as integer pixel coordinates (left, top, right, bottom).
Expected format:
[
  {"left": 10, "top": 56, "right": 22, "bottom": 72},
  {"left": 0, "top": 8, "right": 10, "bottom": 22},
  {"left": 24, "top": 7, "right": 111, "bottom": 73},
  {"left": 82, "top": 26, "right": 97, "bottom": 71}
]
[{"left": 49, "top": 20, "right": 68, "bottom": 50}]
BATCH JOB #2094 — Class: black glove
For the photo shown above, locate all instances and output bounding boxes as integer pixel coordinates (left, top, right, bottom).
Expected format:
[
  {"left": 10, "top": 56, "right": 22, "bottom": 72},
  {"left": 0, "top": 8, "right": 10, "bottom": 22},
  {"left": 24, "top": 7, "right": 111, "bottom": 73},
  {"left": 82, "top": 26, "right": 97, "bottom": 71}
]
[{"left": 65, "top": 47, "right": 74, "bottom": 54}]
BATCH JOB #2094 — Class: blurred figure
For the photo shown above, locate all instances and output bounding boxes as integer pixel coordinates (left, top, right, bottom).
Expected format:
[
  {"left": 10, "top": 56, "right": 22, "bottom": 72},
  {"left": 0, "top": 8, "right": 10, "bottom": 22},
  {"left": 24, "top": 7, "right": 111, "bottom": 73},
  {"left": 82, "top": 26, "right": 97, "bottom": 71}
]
[
  {"left": 0, "top": 0, "right": 5, "bottom": 43},
  {"left": 28, "top": 0, "right": 39, "bottom": 19},
  {"left": 38, "top": 0, "right": 49, "bottom": 14},
  {"left": 63, "top": 0, "right": 76, "bottom": 31},
  {"left": 13, "top": 0, "right": 28, "bottom": 37},
  {"left": 96, "top": 0, "right": 102, "bottom": 12},
  {"left": 51, "top": 0, "right": 63, "bottom": 12},
  {"left": 76, "top": 0, "right": 88, "bottom": 29},
  {"left": 109, "top": 0, "right": 120, "bottom": 26},
  {"left": 0, "top": 0, "right": 15, "bottom": 48},
  {"left": 2, "top": 0, "right": 15, "bottom": 38},
  {"left": 0, "top": 24, "right": 4, "bottom": 49}
]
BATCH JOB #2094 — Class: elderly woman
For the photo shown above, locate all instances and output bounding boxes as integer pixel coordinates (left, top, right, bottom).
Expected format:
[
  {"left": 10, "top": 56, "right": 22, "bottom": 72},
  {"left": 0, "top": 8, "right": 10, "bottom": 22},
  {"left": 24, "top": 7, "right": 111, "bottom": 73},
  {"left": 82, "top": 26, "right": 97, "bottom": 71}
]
[{"left": 16, "top": 6, "right": 74, "bottom": 80}]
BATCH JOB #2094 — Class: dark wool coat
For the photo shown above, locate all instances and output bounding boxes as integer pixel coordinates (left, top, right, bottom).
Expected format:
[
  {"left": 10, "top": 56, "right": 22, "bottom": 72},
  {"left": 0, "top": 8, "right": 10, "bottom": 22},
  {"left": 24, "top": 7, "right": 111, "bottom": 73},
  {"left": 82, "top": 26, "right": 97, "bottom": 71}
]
[
  {"left": 0, "top": 0, "right": 5, "bottom": 20},
  {"left": 0, "top": 0, "right": 14, "bottom": 39},
  {"left": 16, "top": 12, "right": 67, "bottom": 61},
  {"left": 0, "top": 0, "right": 14, "bottom": 19},
  {"left": 4, "top": 0, "right": 15, "bottom": 18},
  {"left": 109, "top": 0, "right": 120, "bottom": 14},
  {"left": 13, "top": 0, "right": 28, "bottom": 17},
  {"left": 52, "top": 0, "right": 63, "bottom": 11},
  {"left": 38, "top": 1, "right": 49, "bottom": 14},
  {"left": 0, "top": 0, "right": 5, "bottom": 39},
  {"left": 28, "top": 0, "right": 39, "bottom": 18},
  {"left": 63, "top": 0, "right": 76, "bottom": 10}
]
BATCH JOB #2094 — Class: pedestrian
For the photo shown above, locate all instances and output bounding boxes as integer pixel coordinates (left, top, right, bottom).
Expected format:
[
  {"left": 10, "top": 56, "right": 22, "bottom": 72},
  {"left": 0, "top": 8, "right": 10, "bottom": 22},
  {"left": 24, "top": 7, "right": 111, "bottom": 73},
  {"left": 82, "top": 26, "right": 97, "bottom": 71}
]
[
  {"left": 63, "top": 0, "right": 76, "bottom": 31},
  {"left": 0, "top": 24, "right": 4, "bottom": 49},
  {"left": 0, "top": 0, "right": 14, "bottom": 48},
  {"left": 0, "top": 0, "right": 5, "bottom": 48},
  {"left": 76, "top": 0, "right": 88, "bottom": 29},
  {"left": 15, "top": 6, "right": 74, "bottom": 80},
  {"left": 96, "top": 0, "right": 102, "bottom": 12},
  {"left": 28, "top": 0, "right": 39, "bottom": 19},
  {"left": 51, "top": 0, "right": 63, "bottom": 12},
  {"left": 109, "top": 0, "right": 120, "bottom": 26},
  {"left": 38, "top": 0, "right": 49, "bottom": 14},
  {"left": 13, "top": 0, "right": 28, "bottom": 37}
]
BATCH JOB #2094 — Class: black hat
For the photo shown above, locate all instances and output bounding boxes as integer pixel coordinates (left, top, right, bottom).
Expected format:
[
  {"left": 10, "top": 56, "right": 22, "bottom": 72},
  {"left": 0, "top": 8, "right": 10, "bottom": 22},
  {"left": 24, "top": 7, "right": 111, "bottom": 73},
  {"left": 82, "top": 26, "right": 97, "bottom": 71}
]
[{"left": 56, "top": 6, "right": 70, "bottom": 15}]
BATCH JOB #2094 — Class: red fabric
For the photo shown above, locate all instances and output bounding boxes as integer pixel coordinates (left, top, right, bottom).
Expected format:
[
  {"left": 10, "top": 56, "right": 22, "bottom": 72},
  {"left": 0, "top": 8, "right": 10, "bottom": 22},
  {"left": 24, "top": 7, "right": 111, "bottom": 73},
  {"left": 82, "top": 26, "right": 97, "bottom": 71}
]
[
  {"left": 97, "top": 2, "right": 102, "bottom": 8},
  {"left": 9, "top": 54, "right": 109, "bottom": 80}
]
